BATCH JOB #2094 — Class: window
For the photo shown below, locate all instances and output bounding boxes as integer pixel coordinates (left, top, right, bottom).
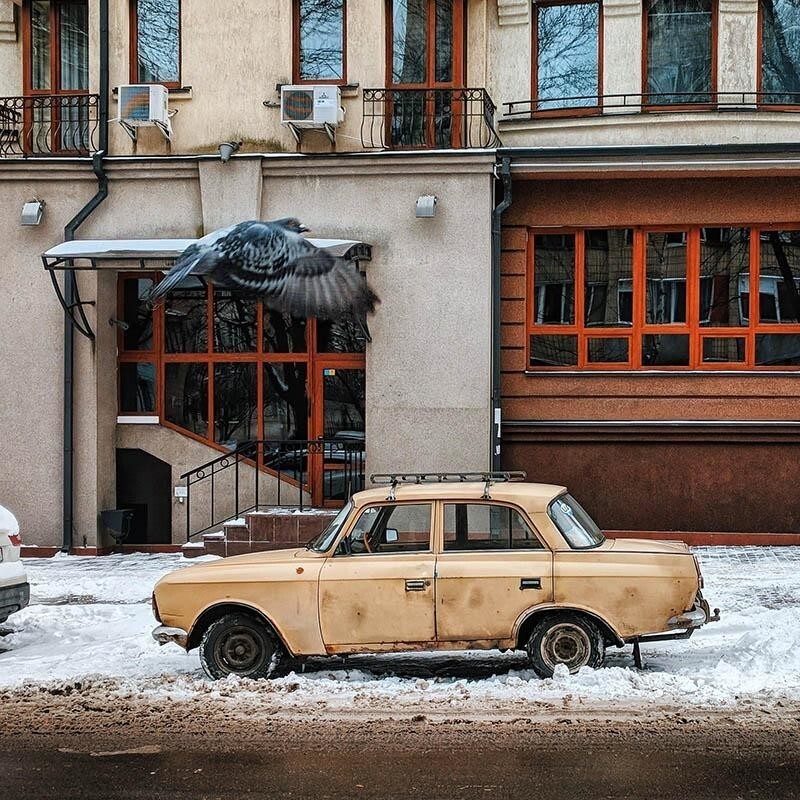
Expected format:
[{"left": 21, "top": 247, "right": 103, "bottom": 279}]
[
  {"left": 645, "top": 0, "right": 714, "bottom": 105},
  {"left": 527, "top": 227, "right": 800, "bottom": 370},
  {"left": 761, "top": 0, "right": 800, "bottom": 105},
  {"left": 131, "top": 0, "right": 180, "bottom": 86},
  {"left": 533, "top": 1, "right": 601, "bottom": 112},
  {"left": 336, "top": 503, "right": 432, "bottom": 555},
  {"left": 443, "top": 504, "right": 543, "bottom": 551},
  {"left": 294, "top": 0, "right": 346, "bottom": 82},
  {"left": 548, "top": 494, "right": 605, "bottom": 549}
]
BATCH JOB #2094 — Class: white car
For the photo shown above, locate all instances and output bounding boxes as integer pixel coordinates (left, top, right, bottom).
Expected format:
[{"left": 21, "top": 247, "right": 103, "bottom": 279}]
[{"left": 0, "top": 505, "right": 29, "bottom": 624}]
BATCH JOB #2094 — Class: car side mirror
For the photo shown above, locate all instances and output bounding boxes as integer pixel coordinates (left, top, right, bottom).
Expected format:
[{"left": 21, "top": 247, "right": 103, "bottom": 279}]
[{"left": 385, "top": 528, "right": 399, "bottom": 543}]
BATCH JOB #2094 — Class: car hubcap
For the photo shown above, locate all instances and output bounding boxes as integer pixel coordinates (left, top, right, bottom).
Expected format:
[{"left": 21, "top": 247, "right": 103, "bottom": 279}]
[
  {"left": 540, "top": 623, "right": 591, "bottom": 673},
  {"left": 217, "top": 627, "right": 265, "bottom": 673}
]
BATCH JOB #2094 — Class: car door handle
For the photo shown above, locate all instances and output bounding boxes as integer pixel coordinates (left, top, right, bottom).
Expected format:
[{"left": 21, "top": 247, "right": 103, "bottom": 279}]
[
  {"left": 405, "top": 579, "right": 428, "bottom": 592},
  {"left": 520, "top": 578, "right": 542, "bottom": 590}
]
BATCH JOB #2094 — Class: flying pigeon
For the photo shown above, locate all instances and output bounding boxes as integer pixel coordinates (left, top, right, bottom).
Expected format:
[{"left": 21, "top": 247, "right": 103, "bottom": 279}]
[{"left": 147, "top": 218, "right": 379, "bottom": 331}]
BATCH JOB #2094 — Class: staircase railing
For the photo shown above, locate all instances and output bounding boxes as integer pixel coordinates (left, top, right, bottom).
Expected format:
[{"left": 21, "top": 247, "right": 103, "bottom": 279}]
[{"left": 181, "top": 438, "right": 365, "bottom": 540}]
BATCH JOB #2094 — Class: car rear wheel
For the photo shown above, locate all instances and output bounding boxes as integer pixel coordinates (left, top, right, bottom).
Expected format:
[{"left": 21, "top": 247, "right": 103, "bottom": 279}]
[
  {"left": 199, "top": 612, "right": 285, "bottom": 680},
  {"left": 525, "top": 613, "right": 605, "bottom": 678}
]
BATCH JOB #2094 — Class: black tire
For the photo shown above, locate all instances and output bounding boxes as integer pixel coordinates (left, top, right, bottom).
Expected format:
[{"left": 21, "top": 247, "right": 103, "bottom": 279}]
[
  {"left": 199, "top": 612, "right": 285, "bottom": 680},
  {"left": 525, "top": 613, "right": 605, "bottom": 678}
]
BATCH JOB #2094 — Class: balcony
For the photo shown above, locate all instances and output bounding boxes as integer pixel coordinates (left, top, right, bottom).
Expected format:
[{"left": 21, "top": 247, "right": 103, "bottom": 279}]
[
  {"left": 361, "top": 87, "right": 501, "bottom": 150},
  {"left": 0, "top": 94, "right": 100, "bottom": 157}
]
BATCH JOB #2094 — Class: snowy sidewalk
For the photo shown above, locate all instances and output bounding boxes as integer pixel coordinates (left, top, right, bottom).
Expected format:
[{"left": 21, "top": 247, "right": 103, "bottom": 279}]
[{"left": 1, "top": 548, "right": 799, "bottom": 715}]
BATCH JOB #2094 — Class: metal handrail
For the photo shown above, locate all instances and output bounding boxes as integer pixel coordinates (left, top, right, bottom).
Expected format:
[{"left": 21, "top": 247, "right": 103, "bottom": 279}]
[
  {"left": 504, "top": 91, "right": 800, "bottom": 118},
  {"left": 362, "top": 87, "right": 502, "bottom": 150},
  {"left": 0, "top": 94, "right": 100, "bottom": 156},
  {"left": 182, "top": 437, "right": 365, "bottom": 540}
]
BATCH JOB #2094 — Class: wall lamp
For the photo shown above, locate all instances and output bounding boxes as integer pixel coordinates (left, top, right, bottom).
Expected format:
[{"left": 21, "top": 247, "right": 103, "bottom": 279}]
[
  {"left": 21, "top": 199, "right": 46, "bottom": 226},
  {"left": 218, "top": 140, "right": 242, "bottom": 163},
  {"left": 415, "top": 195, "right": 438, "bottom": 218}
]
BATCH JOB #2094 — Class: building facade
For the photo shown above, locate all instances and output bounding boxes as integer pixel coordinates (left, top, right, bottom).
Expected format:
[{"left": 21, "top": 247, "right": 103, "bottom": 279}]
[{"left": 0, "top": 0, "right": 798, "bottom": 550}]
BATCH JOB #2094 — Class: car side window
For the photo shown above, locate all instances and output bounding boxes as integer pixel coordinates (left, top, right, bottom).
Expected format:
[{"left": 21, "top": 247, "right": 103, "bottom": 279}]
[
  {"left": 335, "top": 503, "right": 432, "bottom": 555},
  {"left": 443, "top": 503, "right": 543, "bottom": 551}
]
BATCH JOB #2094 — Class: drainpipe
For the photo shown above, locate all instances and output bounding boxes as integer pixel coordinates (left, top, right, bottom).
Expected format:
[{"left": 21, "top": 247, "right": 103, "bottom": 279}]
[
  {"left": 490, "top": 156, "right": 512, "bottom": 472},
  {"left": 61, "top": 0, "right": 109, "bottom": 552}
]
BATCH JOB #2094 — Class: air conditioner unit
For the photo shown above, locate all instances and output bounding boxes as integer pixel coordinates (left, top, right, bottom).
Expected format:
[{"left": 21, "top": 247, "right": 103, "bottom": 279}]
[
  {"left": 116, "top": 84, "right": 171, "bottom": 141},
  {"left": 280, "top": 85, "right": 343, "bottom": 129}
]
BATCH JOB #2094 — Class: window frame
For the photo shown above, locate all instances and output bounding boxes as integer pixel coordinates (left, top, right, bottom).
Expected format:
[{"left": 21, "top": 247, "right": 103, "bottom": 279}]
[
  {"left": 129, "top": 0, "right": 182, "bottom": 88},
  {"left": 440, "top": 501, "right": 546, "bottom": 553},
  {"left": 757, "top": 0, "right": 800, "bottom": 109},
  {"left": 641, "top": 0, "right": 718, "bottom": 110},
  {"left": 292, "top": 0, "right": 347, "bottom": 85},
  {"left": 531, "top": 0, "right": 604, "bottom": 118},
  {"left": 526, "top": 224, "right": 800, "bottom": 372}
]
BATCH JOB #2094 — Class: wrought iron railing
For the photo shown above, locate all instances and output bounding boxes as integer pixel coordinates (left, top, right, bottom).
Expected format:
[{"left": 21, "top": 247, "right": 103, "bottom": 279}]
[
  {"left": 504, "top": 91, "right": 800, "bottom": 118},
  {"left": 181, "top": 438, "right": 366, "bottom": 540},
  {"left": 362, "top": 87, "right": 502, "bottom": 150},
  {"left": 0, "top": 94, "right": 100, "bottom": 156}
]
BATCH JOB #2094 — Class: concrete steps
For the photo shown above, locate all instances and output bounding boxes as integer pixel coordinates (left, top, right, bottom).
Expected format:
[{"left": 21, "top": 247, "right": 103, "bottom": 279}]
[{"left": 181, "top": 508, "right": 338, "bottom": 558}]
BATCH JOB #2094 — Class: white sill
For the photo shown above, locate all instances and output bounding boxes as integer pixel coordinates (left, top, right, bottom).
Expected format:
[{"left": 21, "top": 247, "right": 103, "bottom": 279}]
[{"left": 117, "top": 415, "right": 159, "bottom": 424}]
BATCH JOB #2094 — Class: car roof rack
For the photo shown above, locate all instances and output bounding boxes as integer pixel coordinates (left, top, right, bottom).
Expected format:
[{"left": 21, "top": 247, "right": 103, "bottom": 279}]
[{"left": 370, "top": 471, "right": 527, "bottom": 501}]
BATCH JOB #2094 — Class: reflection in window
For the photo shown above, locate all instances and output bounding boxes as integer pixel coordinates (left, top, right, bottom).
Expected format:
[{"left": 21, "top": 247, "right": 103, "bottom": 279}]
[
  {"left": 443, "top": 504, "right": 542, "bottom": 550},
  {"left": 264, "top": 362, "right": 308, "bottom": 440},
  {"left": 324, "top": 369, "right": 365, "bottom": 437},
  {"left": 31, "top": 1, "right": 51, "bottom": 90},
  {"left": 588, "top": 337, "right": 629, "bottom": 363},
  {"left": 121, "top": 278, "right": 154, "bottom": 350},
  {"left": 584, "top": 229, "right": 633, "bottom": 326},
  {"left": 759, "top": 231, "right": 800, "bottom": 323},
  {"left": 392, "top": 0, "right": 427, "bottom": 84},
  {"left": 135, "top": 0, "right": 180, "bottom": 84},
  {"left": 435, "top": 0, "right": 453, "bottom": 82},
  {"left": 646, "top": 232, "right": 687, "bottom": 323},
  {"left": 214, "top": 363, "right": 257, "bottom": 447},
  {"left": 263, "top": 309, "right": 306, "bottom": 353},
  {"left": 756, "top": 334, "right": 800, "bottom": 365},
  {"left": 297, "top": 0, "right": 345, "bottom": 80},
  {"left": 164, "top": 363, "right": 207, "bottom": 436},
  {"left": 761, "top": 0, "right": 800, "bottom": 104},
  {"left": 535, "top": 2, "right": 600, "bottom": 110},
  {"left": 534, "top": 234, "right": 575, "bottom": 324},
  {"left": 213, "top": 291, "right": 256, "bottom": 353},
  {"left": 700, "top": 228, "right": 749, "bottom": 326},
  {"left": 646, "top": 0, "right": 713, "bottom": 104},
  {"left": 642, "top": 334, "right": 690, "bottom": 366},
  {"left": 317, "top": 315, "right": 367, "bottom": 353},
  {"left": 59, "top": 2, "right": 88, "bottom": 90},
  {"left": 164, "top": 278, "right": 207, "bottom": 353},
  {"left": 702, "top": 337, "right": 746, "bottom": 363},
  {"left": 530, "top": 334, "right": 578, "bottom": 367},
  {"left": 119, "top": 362, "right": 155, "bottom": 412}
]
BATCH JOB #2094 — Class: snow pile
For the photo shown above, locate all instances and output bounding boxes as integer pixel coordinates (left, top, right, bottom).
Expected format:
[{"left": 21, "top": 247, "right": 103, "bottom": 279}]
[
  {"left": 1, "top": 547, "right": 799, "bottom": 714},
  {"left": 0, "top": 504, "right": 19, "bottom": 537}
]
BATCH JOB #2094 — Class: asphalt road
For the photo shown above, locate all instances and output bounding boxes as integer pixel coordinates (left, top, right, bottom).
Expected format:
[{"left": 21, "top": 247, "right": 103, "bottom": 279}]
[{"left": 2, "top": 712, "right": 800, "bottom": 799}]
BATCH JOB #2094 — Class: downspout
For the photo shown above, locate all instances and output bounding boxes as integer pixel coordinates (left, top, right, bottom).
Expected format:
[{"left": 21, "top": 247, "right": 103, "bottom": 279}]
[
  {"left": 61, "top": 0, "right": 109, "bottom": 552},
  {"left": 490, "top": 156, "right": 512, "bottom": 471}
]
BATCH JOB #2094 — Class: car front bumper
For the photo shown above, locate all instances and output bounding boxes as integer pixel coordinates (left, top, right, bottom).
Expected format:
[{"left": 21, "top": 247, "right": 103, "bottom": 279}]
[
  {"left": 152, "top": 625, "right": 188, "bottom": 649},
  {"left": 0, "top": 581, "right": 30, "bottom": 622}
]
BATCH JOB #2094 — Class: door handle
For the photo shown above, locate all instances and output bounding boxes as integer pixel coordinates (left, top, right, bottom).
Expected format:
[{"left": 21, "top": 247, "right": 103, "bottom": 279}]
[
  {"left": 405, "top": 579, "right": 428, "bottom": 592},
  {"left": 520, "top": 577, "right": 542, "bottom": 590}
]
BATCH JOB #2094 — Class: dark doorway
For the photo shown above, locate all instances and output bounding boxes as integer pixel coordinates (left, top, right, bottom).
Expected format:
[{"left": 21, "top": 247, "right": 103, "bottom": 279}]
[{"left": 116, "top": 448, "right": 172, "bottom": 544}]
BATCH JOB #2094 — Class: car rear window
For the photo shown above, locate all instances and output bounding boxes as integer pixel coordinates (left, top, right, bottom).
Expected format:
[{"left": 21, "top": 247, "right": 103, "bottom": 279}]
[{"left": 547, "top": 494, "right": 605, "bottom": 549}]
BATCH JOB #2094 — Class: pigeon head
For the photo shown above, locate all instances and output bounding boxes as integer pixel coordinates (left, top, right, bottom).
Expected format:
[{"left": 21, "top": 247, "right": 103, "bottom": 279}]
[{"left": 274, "top": 217, "right": 309, "bottom": 234}]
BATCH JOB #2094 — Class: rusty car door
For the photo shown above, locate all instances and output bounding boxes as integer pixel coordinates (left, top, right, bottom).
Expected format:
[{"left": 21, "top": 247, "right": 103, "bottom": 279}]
[
  {"left": 434, "top": 501, "right": 554, "bottom": 643},
  {"left": 318, "top": 502, "right": 436, "bottom": 649}
]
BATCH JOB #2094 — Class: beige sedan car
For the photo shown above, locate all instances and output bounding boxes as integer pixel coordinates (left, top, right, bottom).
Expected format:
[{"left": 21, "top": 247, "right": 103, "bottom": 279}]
[{"left": 152, "top": 473, "right": 719, "bottom": 680}]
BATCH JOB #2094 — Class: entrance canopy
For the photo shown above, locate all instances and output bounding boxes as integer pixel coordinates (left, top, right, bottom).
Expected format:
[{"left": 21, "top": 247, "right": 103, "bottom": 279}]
[
  {"left": 42, "top": 237, "right": 373, "bottom": 270},
  {"left": 41, "top": 237, "right": 373, "bottom": 340}
]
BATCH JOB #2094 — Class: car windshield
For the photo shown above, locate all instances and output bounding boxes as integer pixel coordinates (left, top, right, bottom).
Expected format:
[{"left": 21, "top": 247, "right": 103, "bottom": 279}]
[
  {"left": 306, "top": 502, "right": 353, "bottom": 552},
  {"left": 548, "top": 493, "right": 605, "bottom": 549}
]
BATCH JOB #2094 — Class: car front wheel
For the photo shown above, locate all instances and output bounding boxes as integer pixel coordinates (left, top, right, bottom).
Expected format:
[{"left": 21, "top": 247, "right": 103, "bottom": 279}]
[
  {"left": 199, "top": 612, "right": 284, "bottom": 680},
  {"left": 525, "top": 613, "right": 605, "bottom": 678}
]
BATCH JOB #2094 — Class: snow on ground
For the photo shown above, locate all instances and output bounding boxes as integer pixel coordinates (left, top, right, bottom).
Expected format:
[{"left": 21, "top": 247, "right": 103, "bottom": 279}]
[{"left": 0, "top": 548, "right": 799, "bottom": 715}]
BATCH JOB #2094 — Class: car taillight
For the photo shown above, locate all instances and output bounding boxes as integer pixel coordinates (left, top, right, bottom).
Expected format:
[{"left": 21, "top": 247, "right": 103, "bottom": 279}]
[
  {"left": 8, "top": 533, "right": 21, "bottom": 548},
  {"left": 692, "top": 555, "right": 704, "bottom": 589},
  {"left": 151, "top": 592, "right": 161, "bottom": 623}
]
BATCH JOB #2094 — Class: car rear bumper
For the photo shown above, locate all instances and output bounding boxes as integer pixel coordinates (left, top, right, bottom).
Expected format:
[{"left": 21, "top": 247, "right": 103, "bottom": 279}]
[
  {"left": 152, "top": 625, "right": 188, "bottom": 649},
  {"left": 667, "top": 592, "right": 721, "bottom": 631},
  {"left": 0, "top": 581, "right": 30, "bottom": 622}
]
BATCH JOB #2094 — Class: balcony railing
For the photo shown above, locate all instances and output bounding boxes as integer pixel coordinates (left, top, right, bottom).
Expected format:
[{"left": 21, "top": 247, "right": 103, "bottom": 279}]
[
  {"left": 362, "top": 87, "right": 502, "bottom": 150},
  {"left": 504, "top": 91, "right": 800, "bottom": 119},
  {"left": 0, "top": 94, "right": 100, "bottom": 157}
]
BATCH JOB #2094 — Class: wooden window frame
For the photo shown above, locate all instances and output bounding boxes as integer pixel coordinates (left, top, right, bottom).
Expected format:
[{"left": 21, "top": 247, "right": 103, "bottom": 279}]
[
  {"left": 526, "top": 225, "right": 800, "bottom": 372},
  {"left": 129, "top": 0, "right": 182, "bottom": 88},
  {"left": 530, "top": 0, "right": 604, "bottom": 119},
  {"left": 756, "top": 0, "right": 800, "bottom": 110},
  {"left": 292, "top": 0, "right": 347, "bottom": 85},
  {"left": 641, "top": 0, "right": 718, "bottom": 111}
]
